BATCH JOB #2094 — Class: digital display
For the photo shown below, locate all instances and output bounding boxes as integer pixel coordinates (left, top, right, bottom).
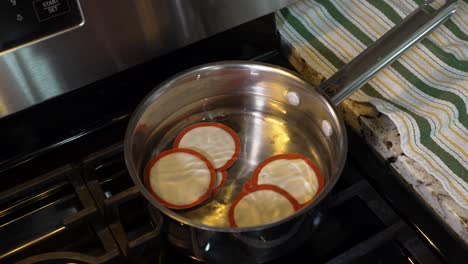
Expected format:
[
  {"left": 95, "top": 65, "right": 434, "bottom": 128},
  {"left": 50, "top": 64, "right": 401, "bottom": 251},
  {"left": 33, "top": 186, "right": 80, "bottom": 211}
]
[{"left": 0, "top": 0, "right": 83, "bottom": 53}]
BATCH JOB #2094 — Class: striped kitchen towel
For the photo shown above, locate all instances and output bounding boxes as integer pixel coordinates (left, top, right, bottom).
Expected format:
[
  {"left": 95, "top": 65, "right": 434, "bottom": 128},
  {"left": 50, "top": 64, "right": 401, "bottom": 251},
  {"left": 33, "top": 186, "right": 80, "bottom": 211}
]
[{"left": 276, "top": 0, "right": 468, "bottom": 209}]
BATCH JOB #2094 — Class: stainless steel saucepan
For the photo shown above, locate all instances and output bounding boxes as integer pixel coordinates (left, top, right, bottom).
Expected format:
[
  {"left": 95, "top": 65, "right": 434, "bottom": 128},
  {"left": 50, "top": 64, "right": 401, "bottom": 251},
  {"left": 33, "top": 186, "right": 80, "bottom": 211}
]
[{"left": 124, "top": 1, "right": 457, "bottom": 263}]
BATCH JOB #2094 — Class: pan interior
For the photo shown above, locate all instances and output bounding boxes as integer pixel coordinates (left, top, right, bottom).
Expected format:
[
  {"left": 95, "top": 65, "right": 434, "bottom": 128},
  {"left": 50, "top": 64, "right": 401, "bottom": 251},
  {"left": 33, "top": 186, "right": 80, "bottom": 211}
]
[{"left": 142, "top": 93, "right": 333, "bottom": 228}]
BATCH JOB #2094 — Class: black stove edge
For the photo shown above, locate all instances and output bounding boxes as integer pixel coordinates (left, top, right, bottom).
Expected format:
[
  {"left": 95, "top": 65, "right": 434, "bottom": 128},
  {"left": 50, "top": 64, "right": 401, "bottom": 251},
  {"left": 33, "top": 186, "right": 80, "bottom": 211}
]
[{"left": 347, "top": 129, "right": 468, "bottom": 263}]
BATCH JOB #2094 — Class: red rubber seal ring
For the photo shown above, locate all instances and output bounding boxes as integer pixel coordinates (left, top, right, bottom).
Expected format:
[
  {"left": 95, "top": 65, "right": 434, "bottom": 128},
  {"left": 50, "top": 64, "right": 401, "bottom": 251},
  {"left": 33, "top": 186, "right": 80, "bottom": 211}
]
[
  {"left": 246, "top": 153, "right": 324, "bottom": 206},
  {"left": 212, "top": 170, "right": 228, "bottom": 195},
  {"left": 144, "top": 148, "right": 215, "bottom": 209},
  {"left": 173, "top": 122, "right": 241, "bottom": 171},
  {"left": 228, "top": 184, "right": 301, "bottom": 227}
]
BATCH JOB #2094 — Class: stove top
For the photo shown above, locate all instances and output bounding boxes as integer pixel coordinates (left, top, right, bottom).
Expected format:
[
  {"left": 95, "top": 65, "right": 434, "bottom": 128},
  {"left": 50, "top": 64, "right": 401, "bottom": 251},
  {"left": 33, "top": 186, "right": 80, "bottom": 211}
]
[
  {"left": 0, "top": 136, "right": 446, "bottom": 264},
  {"left": 0, "top": 14, "right": 466, "bottom": 264}
]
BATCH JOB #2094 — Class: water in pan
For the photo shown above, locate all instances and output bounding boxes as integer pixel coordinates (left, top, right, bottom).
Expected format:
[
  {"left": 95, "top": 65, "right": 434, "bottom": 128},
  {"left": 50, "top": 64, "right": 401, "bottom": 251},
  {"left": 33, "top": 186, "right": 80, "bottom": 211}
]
[{"left": 143, "top": 94, "right": 333, "bottom": 227}]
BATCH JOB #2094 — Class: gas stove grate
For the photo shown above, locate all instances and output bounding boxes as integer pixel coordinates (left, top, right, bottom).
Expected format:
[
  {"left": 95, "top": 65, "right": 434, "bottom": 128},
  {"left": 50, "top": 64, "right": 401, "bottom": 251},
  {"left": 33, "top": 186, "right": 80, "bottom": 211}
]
[
  {"left": 0, "top": 136, "right": 446, "bottom": 264},
  {"left": 0, "top": 165, "right": 120, "bottom": 263}
]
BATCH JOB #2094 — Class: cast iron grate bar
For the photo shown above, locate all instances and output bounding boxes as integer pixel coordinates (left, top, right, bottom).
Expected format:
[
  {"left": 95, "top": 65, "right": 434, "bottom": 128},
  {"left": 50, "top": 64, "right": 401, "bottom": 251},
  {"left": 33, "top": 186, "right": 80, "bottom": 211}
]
[
  {"left": 397, "top": 225, "right": 443, "bottom": 264},
  {"left": 81, "top": 142, "right": 163, "bottom": 258},
  {"left": 324, "top": 221, "right": 406, "bottom": 264},
  {"left": 0, "top": 165, "right": 120, "bottom": 263},
  {"left": 326, "top": 180, "right": 368, "bottom": 208}
]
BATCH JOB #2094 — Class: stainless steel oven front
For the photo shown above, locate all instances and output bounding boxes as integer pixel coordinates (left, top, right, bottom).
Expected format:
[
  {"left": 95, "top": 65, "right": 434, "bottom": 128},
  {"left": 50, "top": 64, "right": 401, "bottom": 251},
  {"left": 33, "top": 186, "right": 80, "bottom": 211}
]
[{"left": 0, "top": 0, "right": 297, "bottom": 118}]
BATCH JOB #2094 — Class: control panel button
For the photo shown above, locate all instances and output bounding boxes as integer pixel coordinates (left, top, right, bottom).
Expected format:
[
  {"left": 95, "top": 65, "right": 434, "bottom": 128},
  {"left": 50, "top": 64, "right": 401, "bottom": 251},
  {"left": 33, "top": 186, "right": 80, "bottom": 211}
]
[{"left": 33, "top": 0, "right": 70, "bottom": 22}]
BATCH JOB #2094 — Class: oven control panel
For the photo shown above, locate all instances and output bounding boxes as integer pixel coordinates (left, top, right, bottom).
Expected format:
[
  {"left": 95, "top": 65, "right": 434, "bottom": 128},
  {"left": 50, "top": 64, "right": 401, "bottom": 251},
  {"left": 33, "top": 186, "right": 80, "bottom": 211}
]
[{"left": 0, "top": 0, "right": 83, "bottom": 53}]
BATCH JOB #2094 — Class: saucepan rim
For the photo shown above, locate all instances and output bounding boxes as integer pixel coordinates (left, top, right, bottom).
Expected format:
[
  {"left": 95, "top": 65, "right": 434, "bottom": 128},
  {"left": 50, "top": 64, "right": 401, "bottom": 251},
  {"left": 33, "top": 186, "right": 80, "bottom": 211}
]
[{"left": 124, "top": 61, "right": 347, "bottom": 232}]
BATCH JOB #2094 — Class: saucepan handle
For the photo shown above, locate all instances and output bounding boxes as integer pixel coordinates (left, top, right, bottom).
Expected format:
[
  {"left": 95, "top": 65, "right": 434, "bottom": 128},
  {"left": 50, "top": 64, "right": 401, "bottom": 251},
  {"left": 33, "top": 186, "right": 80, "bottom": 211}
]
[{"left": 319, "top": 0, "right": 458, "bottom": 105}]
